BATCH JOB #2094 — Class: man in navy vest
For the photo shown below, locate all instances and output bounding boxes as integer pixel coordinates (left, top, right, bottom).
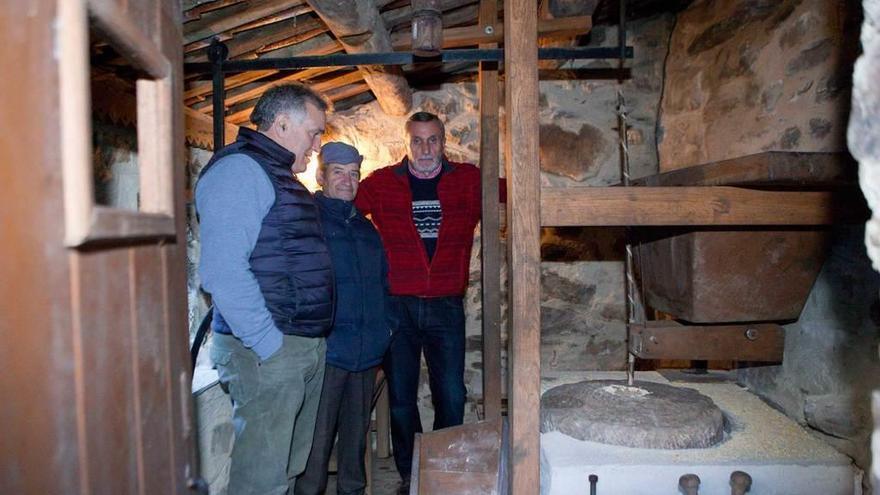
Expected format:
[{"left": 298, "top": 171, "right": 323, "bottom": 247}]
[
  {"left": 196, "top": 83, "right": 334, "bottom": 495},
  {"left": 295, "top": 142, "right": 390, "bottom": 495}
]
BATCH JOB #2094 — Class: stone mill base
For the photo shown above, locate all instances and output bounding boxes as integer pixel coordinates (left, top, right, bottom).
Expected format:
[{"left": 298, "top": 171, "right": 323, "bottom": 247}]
[{"left": 540, "top": 371, "right": 860, "bottom": 495}]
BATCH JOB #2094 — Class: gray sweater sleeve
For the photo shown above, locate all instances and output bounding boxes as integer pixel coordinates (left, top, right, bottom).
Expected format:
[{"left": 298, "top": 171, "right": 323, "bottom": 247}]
[{"left": 195, "top": 154, "right": 282, "bottom": 361}]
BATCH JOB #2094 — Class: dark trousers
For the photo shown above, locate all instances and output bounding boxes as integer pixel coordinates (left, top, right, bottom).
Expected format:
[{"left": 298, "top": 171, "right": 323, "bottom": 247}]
[
  {"left": 211, "top": 333, "right": 326, "bottom": 495},
  {"left": 385, "top": 295, "right": 466, "bottom": 479},
  {"left": 295, "top": 365, "right": 377, "bottom": 495}
]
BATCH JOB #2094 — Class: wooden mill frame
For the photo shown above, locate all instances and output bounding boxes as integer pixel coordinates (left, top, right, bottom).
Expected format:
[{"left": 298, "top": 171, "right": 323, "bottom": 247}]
[{"left": 194, "top": 0, "right": 860, "bottom": 492}]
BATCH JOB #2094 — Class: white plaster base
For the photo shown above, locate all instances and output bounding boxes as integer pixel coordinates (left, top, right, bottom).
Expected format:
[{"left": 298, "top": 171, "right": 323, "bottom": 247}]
[{"left": 540, "top": 372, "right": 860, "bottom": 495}]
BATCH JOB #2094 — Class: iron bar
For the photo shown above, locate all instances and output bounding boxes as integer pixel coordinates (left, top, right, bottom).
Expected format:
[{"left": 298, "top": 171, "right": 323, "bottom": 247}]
[
  {"left": 185, "top": 46, "right": 634, "bottom": 74},
  {"left": 207, "top": 39, "right": 229, "bottom": 150},
  {"left": 613, "top": 0, "right": 639, "bottom": 387}
]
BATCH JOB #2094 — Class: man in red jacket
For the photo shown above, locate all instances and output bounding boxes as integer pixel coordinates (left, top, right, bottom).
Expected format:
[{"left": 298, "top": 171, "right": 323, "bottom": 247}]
[{"left": 355, "top": 111, "right": 481, "bottom": 493}]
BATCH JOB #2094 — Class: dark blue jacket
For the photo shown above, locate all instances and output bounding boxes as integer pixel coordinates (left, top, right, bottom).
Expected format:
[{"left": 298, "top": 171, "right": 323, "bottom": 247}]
[
  {"left": 316, "top": 191, "right": 390, "bottom": 371},
  {"left": 200, "top": 128, "right": 334, "bottom": 338}
]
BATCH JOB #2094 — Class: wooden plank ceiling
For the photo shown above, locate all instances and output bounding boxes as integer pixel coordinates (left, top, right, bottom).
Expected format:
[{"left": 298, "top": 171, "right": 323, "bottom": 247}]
[{"left": 181, "top": 0, "right": 596, "bottom": 128}]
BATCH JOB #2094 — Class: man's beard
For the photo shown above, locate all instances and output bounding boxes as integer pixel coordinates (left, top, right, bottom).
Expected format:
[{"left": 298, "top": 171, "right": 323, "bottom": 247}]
[{"left": 409, "top": 156, "right": 442, "bottom": 179}]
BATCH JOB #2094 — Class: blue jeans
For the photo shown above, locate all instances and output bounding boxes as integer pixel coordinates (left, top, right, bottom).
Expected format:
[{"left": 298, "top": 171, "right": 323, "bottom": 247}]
[{"left": 385, "top": 295, "right": 466, "bottom": 479}]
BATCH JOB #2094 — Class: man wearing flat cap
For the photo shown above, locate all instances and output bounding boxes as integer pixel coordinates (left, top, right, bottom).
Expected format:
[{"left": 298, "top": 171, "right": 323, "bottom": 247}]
[{"left": 295, "top": 142, "right": 391, "bottom": 495}]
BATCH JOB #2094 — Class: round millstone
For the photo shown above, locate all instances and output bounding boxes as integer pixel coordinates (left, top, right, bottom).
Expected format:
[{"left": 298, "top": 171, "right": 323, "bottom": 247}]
[{"left": 540, "top": 380, "right": 725, "bottom": 449}]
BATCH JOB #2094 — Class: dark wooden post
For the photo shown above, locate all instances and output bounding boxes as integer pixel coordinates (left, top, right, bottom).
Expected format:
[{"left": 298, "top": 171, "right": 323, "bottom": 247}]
[
  {"left": 503, "top": 0, "right": 541, "bottom": 492},
  {"left": 479, "top": 0, "right": 503, "bottom": 421}
]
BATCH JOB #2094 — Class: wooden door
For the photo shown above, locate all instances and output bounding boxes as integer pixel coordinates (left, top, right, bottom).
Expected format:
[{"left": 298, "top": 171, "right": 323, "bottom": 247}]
[{"left": 0, "top": 1, "right": 198, "bottom": 494}]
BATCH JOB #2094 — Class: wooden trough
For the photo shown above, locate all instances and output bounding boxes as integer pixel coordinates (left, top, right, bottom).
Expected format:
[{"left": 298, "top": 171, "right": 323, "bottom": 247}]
[{"left": 633, "top": 151, "right": 853, "bottom": 324}]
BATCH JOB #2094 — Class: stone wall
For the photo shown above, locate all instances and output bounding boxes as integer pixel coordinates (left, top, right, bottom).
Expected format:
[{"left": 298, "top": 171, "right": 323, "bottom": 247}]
[{"left": 658, "top": 0, "right": 858, "bottom": 170}]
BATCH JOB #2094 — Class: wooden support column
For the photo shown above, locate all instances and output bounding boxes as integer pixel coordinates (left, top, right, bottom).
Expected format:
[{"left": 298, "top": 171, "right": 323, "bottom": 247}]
[
  {"left": 479, "top": 0, "right": 502, "bottom": 421},
  {"left": 503, "top": 0, "right": 541, "bottom": 492},
  {"left": 305, "top": 0, "right": 412, "bottom": 115}
]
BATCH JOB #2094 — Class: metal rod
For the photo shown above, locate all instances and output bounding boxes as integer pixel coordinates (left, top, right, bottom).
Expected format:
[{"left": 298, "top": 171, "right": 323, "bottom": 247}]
[
  {"left": 614, "top": 0, "right": 639, "bottom": 387},
  {"left": 618, "top": 0, "right": 627, "bottom": 73},
  {"left": 589, "top": 474, "right": 598, "bottom": 495},
  {"left": 207, "top": 39, "right": 229, "bottom": 150},
  {"left": 185, "top": 46, "right": 634, "bottom": 74}
]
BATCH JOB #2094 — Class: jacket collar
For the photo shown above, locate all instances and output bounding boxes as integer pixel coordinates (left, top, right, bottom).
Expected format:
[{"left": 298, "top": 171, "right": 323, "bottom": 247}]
[
  {"left": 235, "top": 127, "right": 296, "bottom": 168},
  {"left": 393, "top": 156, "right": 454, "bottom": 178},
  {"left": 315, "top": 191, "right": 357, "bottom": 219}
]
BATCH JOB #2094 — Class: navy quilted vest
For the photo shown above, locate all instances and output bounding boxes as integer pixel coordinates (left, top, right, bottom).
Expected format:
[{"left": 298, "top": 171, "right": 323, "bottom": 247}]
[{"left": 199, "top": 128, "right": 334, "bottom": 338}]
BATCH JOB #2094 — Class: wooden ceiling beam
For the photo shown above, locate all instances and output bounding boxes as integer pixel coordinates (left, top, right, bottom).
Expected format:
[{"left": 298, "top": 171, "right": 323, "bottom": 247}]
[
  {"left": 184, "top": 70, "right": 278, "bottom": 104},
  {"left": 182, "top": 0, "right": 244, "bottom": 23},
  {"left": 184, "top": 5, "right": 316, "bottom": 55},
  {"left": 326, "top": 82, "right": 371, "bottom": 102},
  {"left": 185, "top": 0, "right": 476, "bottom": 65},
  {"left": 184, "top": 0, "right": 306, "bottom": 45},
  {"left": 226, "top": 70, "right": 365, "bottom": 124},
  {"left": 382, "top": 0, "right": 477, "bottom": 31},
  {"left": 330, "top": 89, "right": 376, "bottom": 112},
  {"left": 184, "top": 39, "right": 341, "bottom": 106},
  {"left": 213, "top": 66, "right": 339, "bottom": 110},
  {"left": 229, "top": 5, "right": 313, "bottom": 34},
  {"left": 253, "top": 25, "right": 327, "bottom": 56},
  {"left": 185, "top": 14, "right": 324, "bottom": 62},
  {"left": 305, "top": 0, "right": 411, "bottom": 116}
]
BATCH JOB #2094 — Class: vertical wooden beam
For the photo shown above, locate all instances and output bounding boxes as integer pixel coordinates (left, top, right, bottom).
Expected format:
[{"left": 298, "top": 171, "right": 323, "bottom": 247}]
[
  {"left": 503, "top": 0, "right": 541, "bottom": 492},
  {"left": 479, "top": 0, "right": 502, "bottom": 421}
]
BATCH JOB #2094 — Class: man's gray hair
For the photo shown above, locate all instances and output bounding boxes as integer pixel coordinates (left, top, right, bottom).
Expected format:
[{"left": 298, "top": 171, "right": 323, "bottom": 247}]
[
  {"left": 250, "top": 83, "right": 330, "bottom": 131},
  {"left": 405, "top": 111, "right": 445, "bottom": 136}
]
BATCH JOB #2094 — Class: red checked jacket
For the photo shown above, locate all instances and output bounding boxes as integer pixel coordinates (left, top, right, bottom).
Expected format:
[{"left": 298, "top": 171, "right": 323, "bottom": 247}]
[{"left": 355, "top": 157, "right": 481, "bottom": 298}]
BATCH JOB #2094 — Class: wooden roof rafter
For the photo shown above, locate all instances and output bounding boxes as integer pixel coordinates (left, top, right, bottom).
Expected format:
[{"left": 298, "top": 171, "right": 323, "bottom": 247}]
[
  {"left": 185, "top": 11, "right": 324, "bottom": 61},
  {"left": 180, "top": 0, "right": 598, "bottom": 122},
  {"left": 183, "top": 0, "right": 307, "bottom": 45},
  {"left": 226, "top": 69, "right": 366, "bottom": 124},
  {"left": 305, "top": 0, "right": 413, "bottom": 116}
]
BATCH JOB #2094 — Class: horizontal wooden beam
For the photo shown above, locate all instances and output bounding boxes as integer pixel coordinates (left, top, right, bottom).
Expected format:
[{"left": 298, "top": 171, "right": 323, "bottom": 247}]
[
  {"left": 540, "top": 186, "right": 865, "bottom": 226},
  {"left": 629, "top": 322, "right": 784, "bottom": 362}
]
